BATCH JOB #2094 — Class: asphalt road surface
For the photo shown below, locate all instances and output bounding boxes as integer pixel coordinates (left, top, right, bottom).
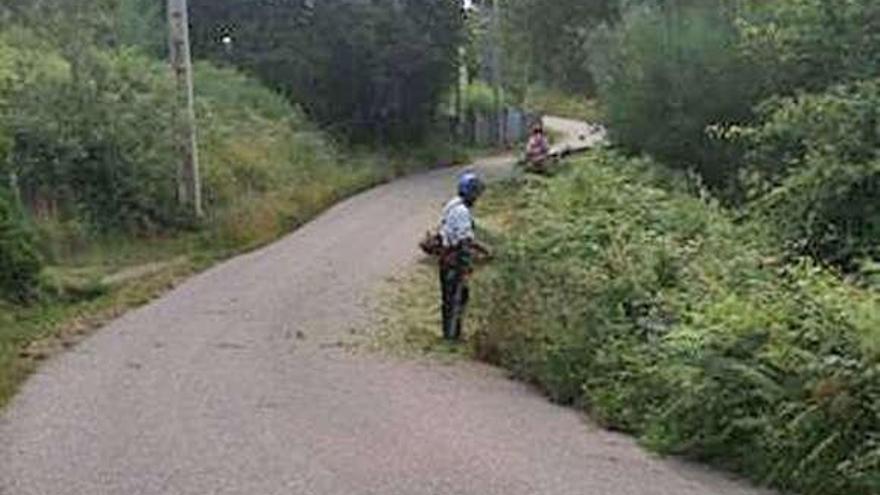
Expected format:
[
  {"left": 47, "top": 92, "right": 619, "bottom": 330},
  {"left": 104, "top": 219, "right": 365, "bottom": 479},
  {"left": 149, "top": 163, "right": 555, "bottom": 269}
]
[{"left": 0, "top": 117, "right": 772, "bottom": 495}]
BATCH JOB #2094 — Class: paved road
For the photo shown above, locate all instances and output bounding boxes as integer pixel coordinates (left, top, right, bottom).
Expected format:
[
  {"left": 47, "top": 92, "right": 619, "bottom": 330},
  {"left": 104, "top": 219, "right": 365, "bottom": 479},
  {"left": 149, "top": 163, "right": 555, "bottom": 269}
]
[{"left": 0, "top": 118, "right": 771, "bottom": 495}]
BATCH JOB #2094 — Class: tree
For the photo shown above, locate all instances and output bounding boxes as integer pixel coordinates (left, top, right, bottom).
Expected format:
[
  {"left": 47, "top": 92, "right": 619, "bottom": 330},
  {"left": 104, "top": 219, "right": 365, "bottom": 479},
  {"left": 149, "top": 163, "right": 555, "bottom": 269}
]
[
  {"left": 497, "top": 0, "right": 620, "bottom": 94},
  {"left": 189, "top": 0, "right": 465, "bottom": 144},
  {"left": 0, "top": 0, "right": 165, "bottom": 54},
  {"left": 737, "top": 0, "right": 880, "bottom": 95}
]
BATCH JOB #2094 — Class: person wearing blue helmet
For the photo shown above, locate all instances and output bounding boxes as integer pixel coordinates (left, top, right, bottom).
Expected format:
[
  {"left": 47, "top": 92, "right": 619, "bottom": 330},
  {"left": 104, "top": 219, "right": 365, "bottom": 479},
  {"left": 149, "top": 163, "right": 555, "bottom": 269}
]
[{"left": 437, "top": 171, "right": 490, "bottom": 341}]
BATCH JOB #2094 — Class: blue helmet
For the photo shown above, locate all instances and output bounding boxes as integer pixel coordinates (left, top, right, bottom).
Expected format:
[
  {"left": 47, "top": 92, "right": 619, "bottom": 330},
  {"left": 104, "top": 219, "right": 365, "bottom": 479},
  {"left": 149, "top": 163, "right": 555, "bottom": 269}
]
[{"left": 458, "top": 171, "right": 485, "bottom": 200}]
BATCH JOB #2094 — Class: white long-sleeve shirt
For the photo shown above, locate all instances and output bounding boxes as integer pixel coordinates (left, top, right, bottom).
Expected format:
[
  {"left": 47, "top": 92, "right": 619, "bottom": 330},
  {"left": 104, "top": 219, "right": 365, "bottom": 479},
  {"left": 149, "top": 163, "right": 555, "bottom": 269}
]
[{"left": 440, "top": 197, "right": 474, "bottom": 248}]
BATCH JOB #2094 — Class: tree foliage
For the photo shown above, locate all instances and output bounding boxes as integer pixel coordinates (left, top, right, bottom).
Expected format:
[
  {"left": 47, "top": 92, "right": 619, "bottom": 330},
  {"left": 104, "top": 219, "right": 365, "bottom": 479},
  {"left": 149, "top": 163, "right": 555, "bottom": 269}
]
[
  {"left": 568, "top": 0, "right": 880, "bottom": 271},
  {"left": 590, "top": 3, "right": 760, "bottom": 190},
  {"left": 189, "top": 0, "right": 464, "bottom": 143},
  {"left": 0, "top": 0, "right": 166, "bottom": 55},
  {"left": 0, "top": 2, "right": 390, "bottom": 245},
  {"left": 0, "top": 190, "right": 42, "bottom": 303},
  {"left": 496, "top": 0, "right": 619, "bottom": 95},
  {"left": 738, "top": 0, "right": 880, "bottom": 95},
  {"left": 4, "top": 41, "right": 182, "bottom": 234},
  {"left": 727, "top": 80, "right": 880, "bottom": 269}
]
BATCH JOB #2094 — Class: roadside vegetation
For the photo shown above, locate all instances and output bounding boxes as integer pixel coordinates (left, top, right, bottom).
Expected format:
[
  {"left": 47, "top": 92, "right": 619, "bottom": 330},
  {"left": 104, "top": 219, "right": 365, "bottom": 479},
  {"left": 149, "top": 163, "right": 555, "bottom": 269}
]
[
  {"left": 0, "top": 0, "right": 471, "bottom": 407},
  {"left": 472, "top": 155, "right": 879, "bottom": 495},
  {"left": 1, "top": 0, "right": 877, "bottom": 492},
  {"left": 380, "top": 151, "right": 879, "bottom": 494},
  {"left": 501, "top": 0, "right": 879, "bottom": 279},
  {"left": 380, "top": 1, "right": 879, "bottom": 494}
]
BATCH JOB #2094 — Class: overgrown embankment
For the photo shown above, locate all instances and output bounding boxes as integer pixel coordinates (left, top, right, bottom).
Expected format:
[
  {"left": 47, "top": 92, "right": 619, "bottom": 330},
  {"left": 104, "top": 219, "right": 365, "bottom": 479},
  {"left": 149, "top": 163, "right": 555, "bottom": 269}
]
[{"left": 469, "top": 152, "right": 879, "bottom": 495}]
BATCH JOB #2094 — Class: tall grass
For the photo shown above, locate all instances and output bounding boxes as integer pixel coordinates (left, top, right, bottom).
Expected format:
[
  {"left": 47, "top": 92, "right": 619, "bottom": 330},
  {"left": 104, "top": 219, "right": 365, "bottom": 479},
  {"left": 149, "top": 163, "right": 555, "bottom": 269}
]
[{"left": 192, "top": 63, "right": 386, "bottom": 250}]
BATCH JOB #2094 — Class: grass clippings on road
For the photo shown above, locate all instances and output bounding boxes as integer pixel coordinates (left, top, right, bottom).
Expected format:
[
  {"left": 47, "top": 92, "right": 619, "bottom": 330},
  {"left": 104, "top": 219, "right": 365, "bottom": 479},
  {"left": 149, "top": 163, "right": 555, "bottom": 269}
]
[
  {"left": 0, "top": 256, "right": 205, "bottom": 408},
  {"left": 366, "top": 260, "right": 472, "bottom": 363},
  {"left": 0, "top": 140, "right": 492, "bottom": 411},
  {"left": 365, "top": 184, "right": 518, "bottom": 362}
]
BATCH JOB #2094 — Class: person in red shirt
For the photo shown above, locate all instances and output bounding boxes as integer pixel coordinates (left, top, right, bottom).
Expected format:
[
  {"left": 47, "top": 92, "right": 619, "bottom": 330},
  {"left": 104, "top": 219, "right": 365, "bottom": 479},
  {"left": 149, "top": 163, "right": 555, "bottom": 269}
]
[{"left": 525, "top": 123, "right": 551, "bottom": 172}]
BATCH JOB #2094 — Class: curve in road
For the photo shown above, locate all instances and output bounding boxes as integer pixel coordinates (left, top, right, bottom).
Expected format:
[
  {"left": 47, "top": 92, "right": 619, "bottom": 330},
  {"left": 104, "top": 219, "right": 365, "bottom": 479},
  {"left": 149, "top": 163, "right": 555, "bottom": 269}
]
[{"left": 0, "top": 118, "right": 772, "bottom": 495}]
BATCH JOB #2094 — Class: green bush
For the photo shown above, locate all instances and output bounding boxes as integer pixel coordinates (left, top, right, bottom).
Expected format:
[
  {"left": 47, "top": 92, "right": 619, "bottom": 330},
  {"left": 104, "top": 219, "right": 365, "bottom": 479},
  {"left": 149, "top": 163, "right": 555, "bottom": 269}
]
[
  {"left": 2, "top": 0, "right": 166, "bottom": 55},
  {"left": 0, "top": 191, "right": 42, "bottom": 302},
  {"left": 7, "top": 45, "right": 182, "bottom": 234},
  {"left": 463, "top": 81, "right": 503, "bottom": 115},
  {"left": 0, "top": 26, "right": 68, "bottom": 166},
  {"left": 584, "top": 0, "right": 880, "bottom": 194},
  {"left": 499, "top": 0, "right": 620, "bottom": 95},
  {"left": 738, "top": 0, "right": 880, "bottom": 96},
  {"left": 589, "top": 3, "right": 760, "bottom": 191},
  {"left": 473, "top": 151, "right": 880, "bottom": 495},
  {"left": 2, "top": 30, "right": 379, "bottom": 253},
  {"left": 727, "top": 79, "right": 880, "bottom": 269}
]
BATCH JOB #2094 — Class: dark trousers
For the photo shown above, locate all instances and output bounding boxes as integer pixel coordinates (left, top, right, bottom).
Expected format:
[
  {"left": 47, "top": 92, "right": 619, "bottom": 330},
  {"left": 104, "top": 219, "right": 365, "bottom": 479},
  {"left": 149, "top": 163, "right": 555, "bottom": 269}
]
[{"left": 440, "top": 259, "right": 470, "bottom": 341}]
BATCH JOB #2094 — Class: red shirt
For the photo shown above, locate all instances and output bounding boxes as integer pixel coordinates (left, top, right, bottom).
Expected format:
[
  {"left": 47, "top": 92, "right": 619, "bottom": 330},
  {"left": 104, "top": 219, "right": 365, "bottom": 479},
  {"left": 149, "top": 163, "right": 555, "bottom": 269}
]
[{"left": 527, "top": 134, "right": 549, "bottom": 157}]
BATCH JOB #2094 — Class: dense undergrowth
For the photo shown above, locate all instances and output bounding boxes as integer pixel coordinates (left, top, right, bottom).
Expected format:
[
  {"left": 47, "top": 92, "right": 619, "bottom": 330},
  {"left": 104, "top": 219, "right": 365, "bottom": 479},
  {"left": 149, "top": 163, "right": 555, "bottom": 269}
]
[
  {"left": 588, "top": 0, "right": 880, "bottom": 278},
  {"left": 0, "top": 191, "right": 40, "bottom": 304},
  {"left": 471, "top": 152, "right": 880, "bottom": 495}
]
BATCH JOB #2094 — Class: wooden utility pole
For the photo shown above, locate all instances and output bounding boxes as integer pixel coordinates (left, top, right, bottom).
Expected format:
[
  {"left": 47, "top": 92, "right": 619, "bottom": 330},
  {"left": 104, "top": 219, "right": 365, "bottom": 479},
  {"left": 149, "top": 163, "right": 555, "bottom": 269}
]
[
  {"left": 168, "top": 0, "right": 203, "bottom": 218},
  {"left": 455, "top": 45, "right": 465, "bottom": 139}
]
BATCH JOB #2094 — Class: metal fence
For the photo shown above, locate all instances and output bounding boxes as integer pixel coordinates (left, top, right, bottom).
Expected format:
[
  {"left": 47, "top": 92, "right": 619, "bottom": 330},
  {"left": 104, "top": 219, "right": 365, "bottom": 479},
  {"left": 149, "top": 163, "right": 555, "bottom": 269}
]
[{"left": 459, "top": 108, "right": 540, "bottom": 147}]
